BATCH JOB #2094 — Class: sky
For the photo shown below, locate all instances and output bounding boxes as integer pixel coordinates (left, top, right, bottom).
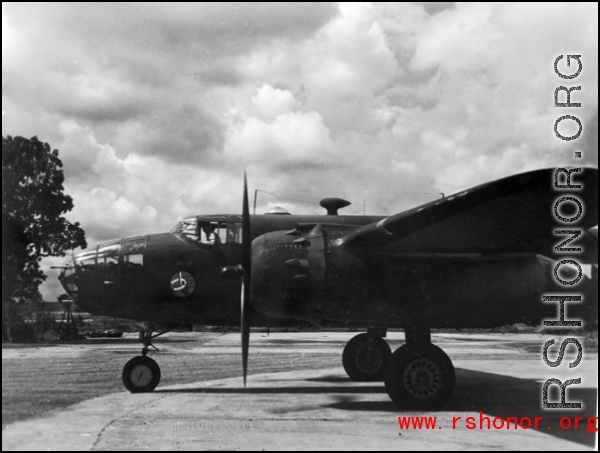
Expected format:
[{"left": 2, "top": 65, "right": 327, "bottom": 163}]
[{"left": 2, "top": 2, "right": 598, "bottom": 300}]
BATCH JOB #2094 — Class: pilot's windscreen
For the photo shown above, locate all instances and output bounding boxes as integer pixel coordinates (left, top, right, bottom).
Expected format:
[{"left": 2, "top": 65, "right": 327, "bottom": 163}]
[{"left": 171, "top": 219, "right": 199, "bottom": 241}]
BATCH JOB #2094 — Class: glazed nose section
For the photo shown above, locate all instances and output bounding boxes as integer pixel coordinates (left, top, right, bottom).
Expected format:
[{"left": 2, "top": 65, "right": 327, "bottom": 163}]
[
  {"left": 58, "top": 256, "right": 79, "bottom": 301},
  {"left": 58, "top": 246, "right": 103, "bottom": 302},
  {"left": 60, "top": 236, "right": 146, "bottom": 302}
]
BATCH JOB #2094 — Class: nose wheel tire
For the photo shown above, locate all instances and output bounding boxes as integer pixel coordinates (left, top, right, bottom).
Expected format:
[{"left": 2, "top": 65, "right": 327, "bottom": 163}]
[
  {"left": 342, "top": 333, "right": 392, "bottom": 381},
  {"left": 122, "top": 356, "right": 161, "bottom": 393},
  {"left": 384, "top": 344, "right": 455, "bottom": 410}
]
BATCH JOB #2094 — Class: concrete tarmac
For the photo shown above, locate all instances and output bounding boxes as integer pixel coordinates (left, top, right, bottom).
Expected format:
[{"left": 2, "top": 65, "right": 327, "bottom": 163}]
[{"left": 2, "top": 332, "right": 598, "bottom": 451}]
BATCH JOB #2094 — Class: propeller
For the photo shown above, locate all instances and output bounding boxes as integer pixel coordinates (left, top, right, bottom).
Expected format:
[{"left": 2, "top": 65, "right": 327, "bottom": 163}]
[{"left": 241, "top": 171, "right": 251, "bottom": 386}]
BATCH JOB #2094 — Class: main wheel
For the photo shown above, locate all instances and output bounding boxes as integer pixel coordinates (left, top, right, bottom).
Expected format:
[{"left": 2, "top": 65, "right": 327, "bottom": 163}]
[
  {"left": 122, "top": 356, "right": 161, "bottom": 393},
  {"left": 384, "top": 344, "right": 455, "bottom": 410},
  {"left": 342, "top": 333, "right": 392, "bottom": 381}
]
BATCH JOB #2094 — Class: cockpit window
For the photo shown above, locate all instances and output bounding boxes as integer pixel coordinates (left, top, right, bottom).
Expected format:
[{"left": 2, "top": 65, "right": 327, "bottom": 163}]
[
  {"left": 172, "top": 217, "right": 242, "bottom": 246},
  {"left": 198, "top": 221, "right": 235, "bottom": 245},
  {"left": 171, "top": 218, "right": 199, "bottom": 241}
]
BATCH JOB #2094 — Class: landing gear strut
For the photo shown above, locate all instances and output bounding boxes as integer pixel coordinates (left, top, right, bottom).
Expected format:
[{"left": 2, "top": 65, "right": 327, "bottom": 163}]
[
  {"left": 122, "top": 323, "right": 172, "bottom": 393},
  {"left": 384, "top": 325, "right": 455, "bottom": 410},
  {"left": 342, "top": 329, "right": 391, "bottom": 381}
]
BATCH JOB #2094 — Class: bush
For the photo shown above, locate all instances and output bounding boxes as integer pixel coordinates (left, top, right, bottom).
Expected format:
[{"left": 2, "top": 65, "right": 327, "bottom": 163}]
[{"left": 9, "top": 323, "right": 36, "bottom": 343}]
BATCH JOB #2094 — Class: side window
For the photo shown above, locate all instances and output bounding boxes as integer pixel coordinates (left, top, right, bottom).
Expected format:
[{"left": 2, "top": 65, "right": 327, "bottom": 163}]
[
  {"left": 199, "top": 222, "right": 223, "bottom": 245},
  {"left": 124, "top": 253, "right": 143, "bottom": 267},
  {"left": 217, "top": 223, "right": 228, "bottom": 244},
  {"left": 97, "top": 241, "right": 121, "bottom": 267},
  {"left": 227, "top": 223, "right": 242, "bottom": 244},
  {"left": 198, "top": 222, "right": 237, "bottom": 245},
  {"left": 123, "top": 237, "right": 146, "bottom": 267}
]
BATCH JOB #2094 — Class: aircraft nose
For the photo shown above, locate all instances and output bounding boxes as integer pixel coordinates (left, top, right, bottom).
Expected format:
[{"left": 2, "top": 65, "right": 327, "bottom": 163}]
[
  {"left": 58, "top": 239, "right": 124, "bottom": 304},
  {"left": 57, "top": 252, "right": 86, "bottom": 302}
]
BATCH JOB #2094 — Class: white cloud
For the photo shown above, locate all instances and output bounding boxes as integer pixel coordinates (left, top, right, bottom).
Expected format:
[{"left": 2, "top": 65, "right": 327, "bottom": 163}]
[
  {"left": 225, "top": 109, "right": 333, "bottom": 167},
  {"left": 252, "top": 85, "right": 301, "bottom": 120}
]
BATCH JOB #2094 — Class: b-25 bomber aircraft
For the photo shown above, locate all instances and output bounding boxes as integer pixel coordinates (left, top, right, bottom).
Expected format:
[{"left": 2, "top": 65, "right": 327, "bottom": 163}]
[{"left": 58, "top": 167, "right": 598, "bottom": 410}]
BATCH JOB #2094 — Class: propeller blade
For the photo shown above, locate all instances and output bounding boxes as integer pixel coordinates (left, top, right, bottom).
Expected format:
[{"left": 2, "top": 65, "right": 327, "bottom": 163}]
[
  {"left": 241, "top": 170, "right": 251, "bottom": 387},
  {"left": 242, "top": 172, "right": 251, "bottom": 273},
  {"left": 241, "top": 281, "right": 250, "bottom": 387}
]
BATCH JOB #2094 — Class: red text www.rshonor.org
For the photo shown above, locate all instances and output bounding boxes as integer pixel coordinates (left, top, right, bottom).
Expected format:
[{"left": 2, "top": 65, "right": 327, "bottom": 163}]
[{"left": 397, "top": 413, "right": 598, "bottom": 432}]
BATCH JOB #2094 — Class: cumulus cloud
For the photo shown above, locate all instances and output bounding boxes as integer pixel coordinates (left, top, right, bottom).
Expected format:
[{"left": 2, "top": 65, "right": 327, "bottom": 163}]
[
  {"left": 252, "top": 85, "right": 301, "bottom": 120},
  {"left": 2, "top": 2, "right": 597, "bottom": 299}
]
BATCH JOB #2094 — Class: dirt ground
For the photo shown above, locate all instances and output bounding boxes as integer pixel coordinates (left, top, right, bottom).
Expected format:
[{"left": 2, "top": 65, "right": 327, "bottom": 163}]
[{"left": 2, "top": 331, "right": 341, "bottom": 428}]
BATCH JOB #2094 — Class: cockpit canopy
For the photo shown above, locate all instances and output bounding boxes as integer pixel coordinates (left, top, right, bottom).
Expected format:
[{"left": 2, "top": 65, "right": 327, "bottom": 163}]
[{"left": 170, "top": 215, "right": 242, "bottom": 245}]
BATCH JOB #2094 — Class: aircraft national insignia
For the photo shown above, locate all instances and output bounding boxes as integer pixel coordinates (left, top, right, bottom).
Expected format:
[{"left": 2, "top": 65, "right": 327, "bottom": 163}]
[{"left": 169, "top": 271, "right": 196, "bottom": 298}]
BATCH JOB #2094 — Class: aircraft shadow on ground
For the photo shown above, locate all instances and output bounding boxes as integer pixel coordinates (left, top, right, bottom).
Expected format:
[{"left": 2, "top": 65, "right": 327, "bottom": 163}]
[
  {"left": 157, "top": 385, "right": 385, "bottom": 395},
  {"left": 325, "top": 369, "right": 597, "bottom": 448},
  {"left": 157, "top": 368, "right": 597, "bottom": 447},
  {"left": 82, "top": 337, "right": 196, "bottom": 345}
]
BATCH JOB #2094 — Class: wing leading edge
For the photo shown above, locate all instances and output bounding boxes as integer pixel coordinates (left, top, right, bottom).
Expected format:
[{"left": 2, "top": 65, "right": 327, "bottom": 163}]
[{"left": 340, "top": 167, "right": 598, "bottom": 260}]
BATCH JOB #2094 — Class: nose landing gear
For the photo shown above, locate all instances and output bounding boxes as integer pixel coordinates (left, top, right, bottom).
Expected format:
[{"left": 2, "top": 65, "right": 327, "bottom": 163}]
[
  {"left": 122, "top": 323, "right": 172, "bottom": 393},
  {"left": 122, "top": 355, "right": 161, "bottom": 393}
]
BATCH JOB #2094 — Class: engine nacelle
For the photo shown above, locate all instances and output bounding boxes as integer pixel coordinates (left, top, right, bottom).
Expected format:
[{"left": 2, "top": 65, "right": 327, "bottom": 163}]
[{"left": 250, "top": 224, "right": 369, "bottom": 322}]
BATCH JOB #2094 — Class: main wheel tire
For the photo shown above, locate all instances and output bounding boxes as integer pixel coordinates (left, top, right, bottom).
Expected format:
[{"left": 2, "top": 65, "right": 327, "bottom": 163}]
[
  {"left": 122, "top": 356, "right": 161, "bottom": 393},
  {"left": 342, "top": 333, "right": 392, "bottom": 381},
  {"left": 384, "top": 344, "right": 455, "bottom": 410}
]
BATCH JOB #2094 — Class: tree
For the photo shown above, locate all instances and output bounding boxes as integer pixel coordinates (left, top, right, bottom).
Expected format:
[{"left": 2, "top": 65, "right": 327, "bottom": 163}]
[{"left": 2, "top": 136, "right": 86, "bottom": 340}]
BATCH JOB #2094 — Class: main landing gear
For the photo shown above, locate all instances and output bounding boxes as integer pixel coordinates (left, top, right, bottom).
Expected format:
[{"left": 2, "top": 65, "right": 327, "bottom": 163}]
[
  {"left": 122, "top": 323, "right": 171, "bottom": 393},
  {"left": 342, "top": 325, "right": 456, "bottom": 410},
  {"left": 342, "top": 329, "right": 391, "bottom": 381}
]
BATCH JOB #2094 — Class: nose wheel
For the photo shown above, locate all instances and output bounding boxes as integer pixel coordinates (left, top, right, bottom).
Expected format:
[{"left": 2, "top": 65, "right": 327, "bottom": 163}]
[
  {"left": 122, "top": 356, "right": 161, "bottom": 393},
  {"left": 342, "top": 333, "right": 391, "bottom": 381}
]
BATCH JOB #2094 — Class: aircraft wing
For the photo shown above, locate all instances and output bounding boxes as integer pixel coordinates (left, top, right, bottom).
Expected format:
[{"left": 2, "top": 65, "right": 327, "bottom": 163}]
[{"left": 340, "top": 167, "right": 598, "bottom": 260}]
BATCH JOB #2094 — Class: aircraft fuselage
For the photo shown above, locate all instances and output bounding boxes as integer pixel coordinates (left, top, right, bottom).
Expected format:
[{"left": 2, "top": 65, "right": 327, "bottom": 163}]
[{"left": 60, "top": 213, "right": 595, "bottom": 328}]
